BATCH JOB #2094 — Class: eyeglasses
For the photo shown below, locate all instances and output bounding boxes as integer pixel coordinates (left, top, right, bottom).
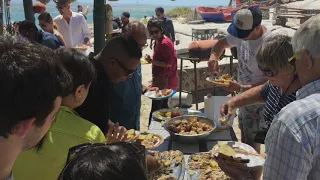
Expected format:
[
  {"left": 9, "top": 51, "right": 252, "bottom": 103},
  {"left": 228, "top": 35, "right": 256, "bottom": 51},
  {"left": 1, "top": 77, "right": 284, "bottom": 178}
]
[
  {"left": 149, "top": 30, "right": 161, "bottom": 35},
  {"left": 59, "top": 142, "right": 147, "bottom": 179},
  {"left": 112, "top": 57, "right": 137, "bottom": 78},
  {"left": 258, "top": 64, "right": 278, "bottom": 77}
]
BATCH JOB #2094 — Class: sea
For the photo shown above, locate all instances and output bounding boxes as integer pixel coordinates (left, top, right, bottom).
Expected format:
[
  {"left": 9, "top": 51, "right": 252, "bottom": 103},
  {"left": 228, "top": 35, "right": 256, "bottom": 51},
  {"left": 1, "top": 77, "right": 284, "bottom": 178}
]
[{"left": 7, "top": 1, "right": 191, "bottom": 24}]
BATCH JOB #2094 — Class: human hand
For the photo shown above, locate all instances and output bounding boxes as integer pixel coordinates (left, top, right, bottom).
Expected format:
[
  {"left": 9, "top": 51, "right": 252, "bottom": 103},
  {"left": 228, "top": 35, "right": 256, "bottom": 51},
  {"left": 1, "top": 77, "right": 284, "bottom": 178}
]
[
  {"left": 215, "top": 155, "right": 263, "bottom": 180},
  {"left": 222, "top": 81, "right": 241, "bottom": 93},
  {"left": 208, "top": 54, "right": 220, "bottom": 72},
  {"left": 106, "top": 120, "right": 127, "bottom": 144},
  {"left": 220, "top": 101, "right": 235, "bottom": 118},
  {"left": 145, "top": 54, "right": 152, "bottom": 63},
  {"left": 148, "top": 86, "right": 159, "bottom": 92}
]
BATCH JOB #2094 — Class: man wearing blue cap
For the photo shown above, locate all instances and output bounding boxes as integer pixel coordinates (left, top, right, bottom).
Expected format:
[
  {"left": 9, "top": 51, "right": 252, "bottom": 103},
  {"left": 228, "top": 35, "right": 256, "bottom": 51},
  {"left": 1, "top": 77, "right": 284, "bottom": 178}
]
[{"left": 208, "top": 6, "right": 272, "bottom": 152}]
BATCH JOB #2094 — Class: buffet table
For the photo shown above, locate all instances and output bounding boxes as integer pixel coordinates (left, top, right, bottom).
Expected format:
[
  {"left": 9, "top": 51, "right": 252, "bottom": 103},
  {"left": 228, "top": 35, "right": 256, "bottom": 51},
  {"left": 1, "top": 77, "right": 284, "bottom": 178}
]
[{"left": 148, "top": 120, "right": 238, "bottom": 179}]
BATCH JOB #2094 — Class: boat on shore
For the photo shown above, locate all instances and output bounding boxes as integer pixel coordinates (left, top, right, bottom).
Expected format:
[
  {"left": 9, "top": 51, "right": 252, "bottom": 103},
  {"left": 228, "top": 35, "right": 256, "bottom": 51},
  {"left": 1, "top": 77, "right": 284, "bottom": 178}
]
[{"left": 196, "top": 6, "right": 238, "bottom": 23}]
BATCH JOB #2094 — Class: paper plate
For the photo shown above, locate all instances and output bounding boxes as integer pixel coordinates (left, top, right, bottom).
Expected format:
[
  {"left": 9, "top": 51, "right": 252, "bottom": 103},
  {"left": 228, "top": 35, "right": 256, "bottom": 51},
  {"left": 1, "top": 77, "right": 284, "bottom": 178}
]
[
  {"left": 212, "top": 141, "right": 265, "bottom": 168},
  {"left": 144, "top": 90, "right": 176, "bottom": 100},
  {"left": 206, "top": 77, "right": 230, "bottom": 87}
]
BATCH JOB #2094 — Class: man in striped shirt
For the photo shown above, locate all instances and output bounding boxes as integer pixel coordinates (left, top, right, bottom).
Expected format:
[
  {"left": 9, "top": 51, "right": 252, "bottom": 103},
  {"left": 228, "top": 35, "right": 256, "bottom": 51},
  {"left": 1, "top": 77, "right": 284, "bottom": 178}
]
[{"left": 217, "top": 14, "right": 320, "bottom": 180}]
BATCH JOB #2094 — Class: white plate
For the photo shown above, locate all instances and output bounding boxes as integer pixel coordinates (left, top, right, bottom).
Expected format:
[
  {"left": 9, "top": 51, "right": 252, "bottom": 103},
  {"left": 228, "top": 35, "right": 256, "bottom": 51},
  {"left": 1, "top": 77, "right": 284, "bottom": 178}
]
[
  {"left": 212, "top": 141, "right": 265, "bottom": 168},
  {"left": 144, "top": 90, "right": 175, "bottom": 100},
  {"left": 206, "top": 77, "right": 230, "bottom": 87}
]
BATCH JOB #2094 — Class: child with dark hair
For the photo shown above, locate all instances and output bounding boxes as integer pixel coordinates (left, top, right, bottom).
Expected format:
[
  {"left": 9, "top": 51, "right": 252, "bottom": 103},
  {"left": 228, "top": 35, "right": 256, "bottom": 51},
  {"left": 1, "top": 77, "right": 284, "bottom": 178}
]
[
  {"left": 13, "top": 48, "right": 128, "bottom": 180},
  {"left": 59, "top": 142, "right": 148, "bottom": 180}
]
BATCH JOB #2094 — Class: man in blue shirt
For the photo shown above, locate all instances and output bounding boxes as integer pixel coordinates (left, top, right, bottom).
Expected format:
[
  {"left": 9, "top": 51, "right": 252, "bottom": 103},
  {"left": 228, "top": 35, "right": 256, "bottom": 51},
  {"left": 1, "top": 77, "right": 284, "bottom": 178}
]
[
  {"left": 155, "top": 7, "right": 175, "bottom": 42},
  {"left": 18, "top": 20, "right": 64, "bottom": 50}
]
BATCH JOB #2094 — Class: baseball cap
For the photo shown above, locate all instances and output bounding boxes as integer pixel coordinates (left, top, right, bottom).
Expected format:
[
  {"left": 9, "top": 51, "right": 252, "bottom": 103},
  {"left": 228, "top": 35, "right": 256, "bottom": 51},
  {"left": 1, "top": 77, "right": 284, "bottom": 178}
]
[
  {"left": 227, "top": 6, "right": 262, "bottom": 39},
  {"left": 122, "top": 12, "right": 130, "bottom": 19}
]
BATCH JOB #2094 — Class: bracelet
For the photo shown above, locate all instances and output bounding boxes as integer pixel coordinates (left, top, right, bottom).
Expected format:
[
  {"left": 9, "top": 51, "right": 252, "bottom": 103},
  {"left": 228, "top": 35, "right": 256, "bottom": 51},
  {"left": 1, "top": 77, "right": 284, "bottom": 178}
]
[{"left": 239, "top": 84, "right": 244, "bottom": 93}]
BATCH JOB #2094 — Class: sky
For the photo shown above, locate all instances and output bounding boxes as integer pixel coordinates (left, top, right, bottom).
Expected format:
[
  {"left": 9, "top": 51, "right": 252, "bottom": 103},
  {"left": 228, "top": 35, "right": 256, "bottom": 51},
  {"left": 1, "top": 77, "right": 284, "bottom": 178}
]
[{"left": 14, "top": 0, "right": 230, "bottom": 7}]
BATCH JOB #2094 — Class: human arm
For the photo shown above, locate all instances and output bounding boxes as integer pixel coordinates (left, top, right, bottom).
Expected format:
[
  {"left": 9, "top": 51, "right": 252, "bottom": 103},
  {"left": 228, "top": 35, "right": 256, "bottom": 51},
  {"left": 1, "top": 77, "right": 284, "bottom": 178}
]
[
  {"left": 221, "top": 84, "right": 265, "bottom": 116},
  {"left": 80, "top": 15, "right": 91, "bottom": 44},
  {"left": 168, "top": 19, "right": 175, "bottom": 42},
  {"left": 83, "top": 6, "right": 89, "bottom": 16},
  {"left": 42, "top": 38, "right": 60, "bottom": 50},
  {"left": 208, "top": 36, "right": 234, "bottom": 72},
  {"left": 222, "top": 79, "right": 268, "bottom": 93}
]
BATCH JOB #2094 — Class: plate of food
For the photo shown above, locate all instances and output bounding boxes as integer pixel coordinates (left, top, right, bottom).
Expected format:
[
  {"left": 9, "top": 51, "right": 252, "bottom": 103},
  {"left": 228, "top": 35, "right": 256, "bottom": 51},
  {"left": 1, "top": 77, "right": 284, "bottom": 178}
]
[
  {"left": 148, "top": 150, "right": 185, "bottom": 180},
  {"left": 212, "top": 141, "right": 265, "bottom": 168},
  {"left": 74, "top": 44, "right": 88, "bottom": 51},
  {"left": 125, "top": 130, "right": 164, "bottom": 150},
  {"left": 164, "top": 115, "right": 216, "bottom": 143},
  {"left": 152, "top": 108, "right": 184, "bottom": 122},
  {"left": 144, "top": 89, "right": 176, "bottom": 100},
  {"left": 206, "top": 74, "right": 233, "bottom": 87},
  {"left": 188, "top": 152, "right": 230, "bottom": 180}
]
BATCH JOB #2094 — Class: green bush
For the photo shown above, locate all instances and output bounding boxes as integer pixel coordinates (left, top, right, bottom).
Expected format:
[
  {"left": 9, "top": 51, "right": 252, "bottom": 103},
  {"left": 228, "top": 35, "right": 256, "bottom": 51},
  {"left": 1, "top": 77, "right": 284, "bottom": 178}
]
[{"left": 166, "top": 8, "right": 193, "bottom": 18}]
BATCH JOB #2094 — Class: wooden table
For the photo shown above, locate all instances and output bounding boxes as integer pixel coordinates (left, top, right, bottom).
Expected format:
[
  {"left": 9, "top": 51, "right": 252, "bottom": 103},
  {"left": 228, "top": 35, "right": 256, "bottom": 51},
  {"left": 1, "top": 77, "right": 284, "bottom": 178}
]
[{"left": 148, "top": 120, "right": 238, "bottom": 179}]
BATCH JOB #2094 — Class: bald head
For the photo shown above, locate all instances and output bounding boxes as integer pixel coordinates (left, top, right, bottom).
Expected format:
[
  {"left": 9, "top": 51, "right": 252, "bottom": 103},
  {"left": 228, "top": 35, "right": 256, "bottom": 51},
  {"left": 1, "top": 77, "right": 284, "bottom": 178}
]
[{"left": 123, "top": 21, "right": 148, "bottom": 47}]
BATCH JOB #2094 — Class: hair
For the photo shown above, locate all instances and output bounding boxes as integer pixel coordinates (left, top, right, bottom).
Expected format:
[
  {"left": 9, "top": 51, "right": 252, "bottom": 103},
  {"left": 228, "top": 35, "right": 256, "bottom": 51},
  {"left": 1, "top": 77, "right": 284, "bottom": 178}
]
[
  {"left": 97, "top": 36, "right": 142, "bottom": 62},
  {"left": 123, "top": 21, "right": 148, "bottom": 41},
  {"left": 0, "top": 36, "right": 72, "bottom": 138},
  {"left": 56, "top": 48, "right": 96, "bottom": 93},
  {"left": 59, "top": 143, "right": 147, "bottom": 180},
  {"left": 147, "top": 18, "right": 164, "bottom": 33},
  {"left": 155, "top": 7, "right": 164, "bottom": 14},
  {"left": 292, "top": 14, "right": 320, "bottom": 58},
  {"left": 38, "top": 12, "right": 53, "bottom": 23},
  {"left": 18, "top": 20, "right": 38, "bottom": 33},
  {"left": 256, "top": 34, "right": 294, "bottom": 73}
]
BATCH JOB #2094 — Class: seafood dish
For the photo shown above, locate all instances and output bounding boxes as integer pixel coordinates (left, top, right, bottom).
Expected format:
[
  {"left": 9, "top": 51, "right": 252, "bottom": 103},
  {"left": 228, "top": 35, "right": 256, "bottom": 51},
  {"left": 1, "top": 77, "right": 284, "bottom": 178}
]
[
  {"left": 206, "top": 74, "right": 233, "bottom": 86},
  {"left": 148, "top": 150, "right": 185, "bottom": 180},
  {"left": 167, "top": 117, "right": 213, "bottom": 135},
  {"left": 156, "top": 89, "right": 173, "bottom": 97},
  {"left": 125, "top": 130, "right": 164, "bottom": 150}
]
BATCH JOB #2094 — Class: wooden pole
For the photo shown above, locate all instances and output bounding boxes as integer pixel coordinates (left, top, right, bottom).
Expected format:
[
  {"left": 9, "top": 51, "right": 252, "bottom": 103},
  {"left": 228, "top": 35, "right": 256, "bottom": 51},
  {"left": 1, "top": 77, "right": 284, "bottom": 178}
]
[
  {"left": 0, "top": 0, "right": 3, "bottom": 35},
  {"left": 94, "top": 0, "right": 106, "bottom": 54}
]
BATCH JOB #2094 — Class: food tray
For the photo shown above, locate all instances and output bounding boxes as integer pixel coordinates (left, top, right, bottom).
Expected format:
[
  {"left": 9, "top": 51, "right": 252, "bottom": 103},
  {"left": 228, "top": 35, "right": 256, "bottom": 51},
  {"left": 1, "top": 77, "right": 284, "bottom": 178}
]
[
  {"left": 164, "top": 115, "right": 216, "bottom": 143},
  {"left": 148, "top": 150, "right": 186, "bottom": 180}
]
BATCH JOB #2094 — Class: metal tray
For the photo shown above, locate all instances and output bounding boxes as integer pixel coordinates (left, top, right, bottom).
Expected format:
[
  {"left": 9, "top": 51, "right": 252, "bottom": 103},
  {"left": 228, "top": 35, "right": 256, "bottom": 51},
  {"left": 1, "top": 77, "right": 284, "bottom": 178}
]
[
  {"left": 164, "top": 115, "right": 216, "bottom": 143},
  {"left": 148, "top": 150, "right": 186, "bottom": 180}
]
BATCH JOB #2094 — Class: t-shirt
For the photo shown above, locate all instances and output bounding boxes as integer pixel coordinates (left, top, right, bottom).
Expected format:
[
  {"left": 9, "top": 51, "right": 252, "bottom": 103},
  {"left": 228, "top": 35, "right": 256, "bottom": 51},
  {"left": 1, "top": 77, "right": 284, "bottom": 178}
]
[
  {"left": 75, "top": 60, "right": 111, "bottom": 133},
  {"left": 261, "top": 81, "right": 296, "bottom": 128},
  {"left": 226, "top": 28, "right": 272, "bottom": 85},
  {"left": 13, "top": 106, "right": 106, "bottom": 180},
  {"left": 152, "top": 37, "right": 178, "bottom": 90},
  {"left": 38, "top": 30, "right": 64, "bottom": 49}
]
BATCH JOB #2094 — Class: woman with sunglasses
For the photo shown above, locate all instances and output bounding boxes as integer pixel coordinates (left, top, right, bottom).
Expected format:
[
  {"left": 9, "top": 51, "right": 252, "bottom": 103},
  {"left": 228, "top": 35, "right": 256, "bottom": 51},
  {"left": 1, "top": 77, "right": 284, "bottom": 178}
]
[
  {"left": 59, "top": 142, "right": 149, "bottom": 180},
  {"left": 38, "top": 12, "right": 66, "bottom": 46},
  {"left": 145, "top": 18, "right": 178, "bottom": 125},
  {"left": 13, "top": 49, "right": 128, "bottom": 180},
  {"left": 220, "top": 34, "right": 301, "bottom": 144}
]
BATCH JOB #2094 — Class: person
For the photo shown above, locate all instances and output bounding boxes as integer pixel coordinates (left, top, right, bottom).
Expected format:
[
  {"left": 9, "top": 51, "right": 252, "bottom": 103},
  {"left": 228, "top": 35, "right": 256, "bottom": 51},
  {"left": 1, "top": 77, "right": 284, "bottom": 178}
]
[
  {"left": 155, "top": 7, "right": 175, "bottom": 42},
  {"left": 112, "top": 17, "right": 121, "bottom": 30},
  {"left": 38, "top": 12, "right": 67, "bottom": 46},
  {"left": 77, "top": 5, "right": 89, "bottom": 20},
  {"left": 220, "top": 34, "right": 301, "bottom": 144},
  {"left": 216, "top": 14, "right": 320, "bottom": 180},
  {"left": 141, "top": 15, "right": 148, "bottom": 25},
  {"left": 145, "top": 18, "right": 178, "bottom": 125},
  {"left": 75, "top": 36, "right": 142, "bottom": 133},
  {"left": 54, "top": 0, "right": 90, "bottom": 48},
  {"left": 208, "top": 7, "right": 272, "bottom": 152},
  {"left": 13, "top": 21, "right": 21, "bottom": 35},
  {"left": 121, "top": 12, "right": 130, "bottom": 33},
  {"left": 0, "top": 36, "right": 71, "bottom": 180},
  {"left": 58, "top": 142, "right": 148, "bottom": 180},
  {"left": 19, "top": 20, "right": 64, "bottom": 49},
  {"left": 13, "top": 48, "right": 128, "bottom": 180},
  {"left": 109, "top": 22, "right": 148, "bottom": 130}
]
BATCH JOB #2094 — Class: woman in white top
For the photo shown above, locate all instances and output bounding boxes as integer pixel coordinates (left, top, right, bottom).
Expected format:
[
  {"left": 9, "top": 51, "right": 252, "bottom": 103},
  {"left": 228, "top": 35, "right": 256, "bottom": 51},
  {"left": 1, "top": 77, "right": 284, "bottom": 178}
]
[{"left": 38, "top": 12, "right": 66, "bottom": 46}]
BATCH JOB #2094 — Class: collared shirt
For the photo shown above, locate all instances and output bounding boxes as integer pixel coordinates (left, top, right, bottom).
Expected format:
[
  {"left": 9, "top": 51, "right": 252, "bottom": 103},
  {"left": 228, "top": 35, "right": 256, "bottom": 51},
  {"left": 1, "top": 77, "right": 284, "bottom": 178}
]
[
  {"left": 75, "top": 60, "right": 111, "bottom": 133},
  {"left": 161, "top": 17, "right": 175, "bottom": 42},
  {"left": 38, "top": 30, "right": 64, "bottom": 49},
  {"left": 264, "top": 79, "right": 320, "bottom": 179},
  {"left": 13, "top": 106, "right": 106, "bottom": 180},
  {"left": 54, "top": 11, "right": 90, "bottom": 48},
  {"left": 110, "top": 64, "right": 142, "bottom": 130}
]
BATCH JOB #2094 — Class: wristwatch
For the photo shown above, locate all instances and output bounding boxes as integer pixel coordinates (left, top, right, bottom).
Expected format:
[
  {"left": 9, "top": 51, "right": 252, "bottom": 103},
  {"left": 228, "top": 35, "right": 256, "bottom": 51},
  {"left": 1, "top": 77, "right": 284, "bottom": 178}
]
[{"left": 239, "top": 84, "right": 244, "bottom": 93}]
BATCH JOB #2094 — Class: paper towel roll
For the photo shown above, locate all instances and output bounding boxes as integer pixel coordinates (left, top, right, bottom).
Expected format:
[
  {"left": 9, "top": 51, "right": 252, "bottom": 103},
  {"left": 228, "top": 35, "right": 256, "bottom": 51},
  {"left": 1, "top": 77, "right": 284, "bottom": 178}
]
[
  {"left": 204, "top": 95, "right": 215, "bottom": 121},
  {"left": 168, "top": 92, "right": 193, "bottom": 108}
]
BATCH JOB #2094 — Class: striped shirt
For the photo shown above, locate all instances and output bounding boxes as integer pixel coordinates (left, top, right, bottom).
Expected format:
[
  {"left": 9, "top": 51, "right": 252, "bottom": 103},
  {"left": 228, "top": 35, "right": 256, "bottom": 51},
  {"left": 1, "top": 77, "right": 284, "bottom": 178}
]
[
  {"left": 261, "top": 81, "right": 296, "bottom": 129},
  {"left": 264, "top": 79, "right": 320, "bottom": 179}
]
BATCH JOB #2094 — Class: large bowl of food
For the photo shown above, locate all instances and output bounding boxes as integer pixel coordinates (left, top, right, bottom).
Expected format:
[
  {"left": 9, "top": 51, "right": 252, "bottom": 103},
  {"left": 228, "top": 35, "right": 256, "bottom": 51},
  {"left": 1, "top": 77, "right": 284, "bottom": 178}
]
[{"left": 164, "top": 115, "right": 216, "bottom": 143}]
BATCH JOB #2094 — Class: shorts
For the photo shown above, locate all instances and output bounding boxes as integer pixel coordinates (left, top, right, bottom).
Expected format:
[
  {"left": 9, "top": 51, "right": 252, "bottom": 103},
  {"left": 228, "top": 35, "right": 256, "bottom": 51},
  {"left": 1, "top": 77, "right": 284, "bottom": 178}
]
[{"left": 238, "top": 104, "right": 264, "bottom": 143}]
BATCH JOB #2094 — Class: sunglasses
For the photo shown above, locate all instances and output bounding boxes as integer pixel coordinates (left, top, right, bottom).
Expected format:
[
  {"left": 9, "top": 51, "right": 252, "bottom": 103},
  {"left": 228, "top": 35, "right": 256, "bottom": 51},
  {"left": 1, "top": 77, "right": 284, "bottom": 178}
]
[
  {"left": 112, "top": 57, "right": 137, "bottom": 78},
  {"left": 149, "top": 30, "right": 161, "bottom": 35},
  {"left": 59, "top": 142, "right": 147, "bottom": 179},
  {"left": 258, "top": 64, "right": 278, "bottom": 77}
]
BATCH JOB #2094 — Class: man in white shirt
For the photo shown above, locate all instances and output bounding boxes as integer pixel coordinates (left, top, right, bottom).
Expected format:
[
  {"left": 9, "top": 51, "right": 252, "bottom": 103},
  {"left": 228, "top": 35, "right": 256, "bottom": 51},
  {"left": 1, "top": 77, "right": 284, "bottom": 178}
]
[
  {"left": 54, "top": 1, "right": 90, "bottom": 48},
  {"left": 208, "top": 7, "right": 271, "bottom": 152}
]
